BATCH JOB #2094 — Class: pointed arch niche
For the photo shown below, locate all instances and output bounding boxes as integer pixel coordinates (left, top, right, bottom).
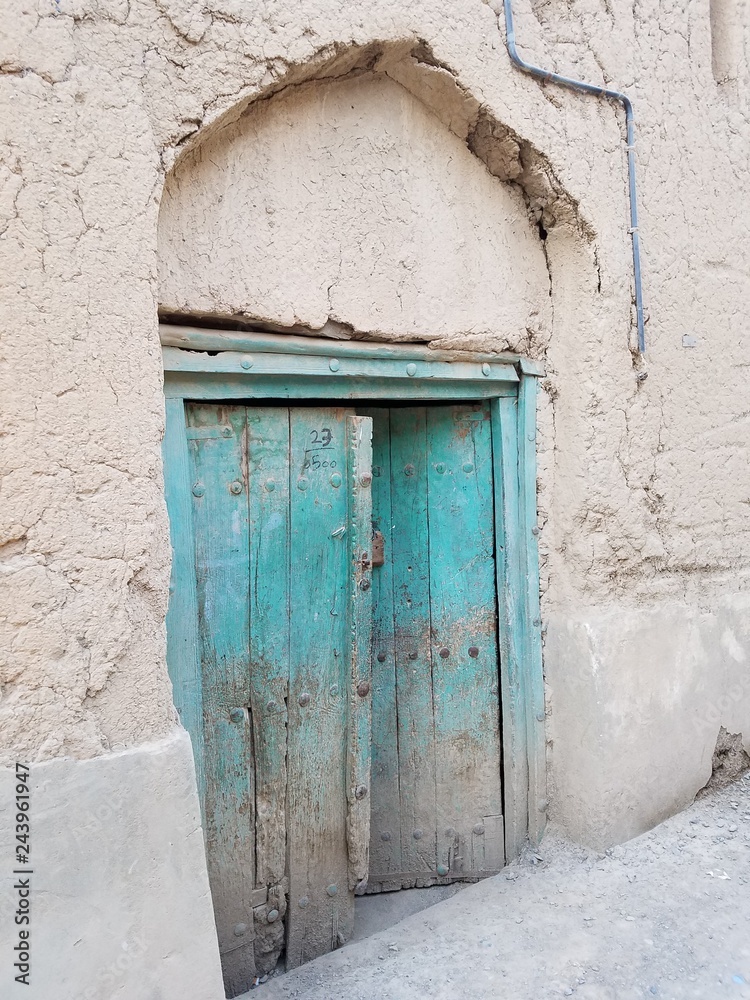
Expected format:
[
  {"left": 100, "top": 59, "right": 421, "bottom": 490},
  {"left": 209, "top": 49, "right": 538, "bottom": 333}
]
[{"left": 156, "top": 42, "right": 593, "bottom": 352}]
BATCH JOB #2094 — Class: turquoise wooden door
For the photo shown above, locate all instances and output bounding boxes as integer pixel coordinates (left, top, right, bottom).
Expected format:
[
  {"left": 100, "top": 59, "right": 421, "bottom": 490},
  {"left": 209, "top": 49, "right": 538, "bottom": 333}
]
[
  {"left": 174, "top": 403, "right": 372, "bottom": 996},
  {"left": 164, "top": 396, "right": 508, "bottom": 991},
  {"left": 365, "top": 403, "right": 504, "bottom": 890}
]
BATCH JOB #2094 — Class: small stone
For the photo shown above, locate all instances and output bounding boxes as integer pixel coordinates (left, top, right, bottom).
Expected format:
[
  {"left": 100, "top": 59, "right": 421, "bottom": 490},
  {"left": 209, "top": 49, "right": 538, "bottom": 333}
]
[{"left": 729, "top": 825, "right": 738, "bottom": 833}]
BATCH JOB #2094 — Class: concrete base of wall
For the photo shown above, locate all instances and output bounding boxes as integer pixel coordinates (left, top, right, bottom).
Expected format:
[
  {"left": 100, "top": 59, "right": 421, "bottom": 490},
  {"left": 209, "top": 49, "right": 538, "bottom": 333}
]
[
  {"left": 545, "top": 592, "right": 750, "bottom": 848},
  {"left": 0, "top": 727, "right": 224, "bottom": 1000}
]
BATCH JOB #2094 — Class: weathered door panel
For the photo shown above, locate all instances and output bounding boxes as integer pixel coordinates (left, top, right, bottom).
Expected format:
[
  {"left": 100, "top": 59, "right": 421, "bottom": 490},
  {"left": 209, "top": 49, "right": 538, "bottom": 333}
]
[
  {"left": 187, "top": 403, "right": 257, "bottom": 997},
  {"left": 425, "top": 404, "right": 504, "bottom": 876},
  {"left": 388, "top": 407, "right": 439, "bottom": 886},
  {"left": 246, "top": 408, "right": 291, "bottom": 972},
  {"left": 366, "top": 403, "right": 504, "bottom": 891},
  {"left": 182, "top": 404, "right": 373, "bottom": 991},
  {"left": 363, "top": 408, "right": 402, "bottom": 890},
  {"left": 285, "top": 409, "right": 372, "bottom": 968},
  {"left": 345, "top": 415, "right": 375, "bottom": 893}
]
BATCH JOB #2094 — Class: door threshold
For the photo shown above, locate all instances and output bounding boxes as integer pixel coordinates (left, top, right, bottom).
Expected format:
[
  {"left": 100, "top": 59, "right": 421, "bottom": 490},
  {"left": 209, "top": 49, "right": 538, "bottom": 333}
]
[
  {"left": 235, "top": 884, "right": 471, "bottom": 995},
  {"left": 350, "top": 883, "right": 469, "bottom": 944}
]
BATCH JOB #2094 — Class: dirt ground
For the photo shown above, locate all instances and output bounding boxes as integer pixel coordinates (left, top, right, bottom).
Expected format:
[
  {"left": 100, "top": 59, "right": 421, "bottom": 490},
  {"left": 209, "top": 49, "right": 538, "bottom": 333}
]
[{"left": 253, "top": 773, "right": 750, "bottom": 1000}]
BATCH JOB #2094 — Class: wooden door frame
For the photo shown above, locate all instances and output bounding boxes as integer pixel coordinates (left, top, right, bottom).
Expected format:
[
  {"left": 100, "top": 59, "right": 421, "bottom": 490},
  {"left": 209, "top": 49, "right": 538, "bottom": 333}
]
[{"left": 161, "top": 323, "right": 546, "bottom": 862}]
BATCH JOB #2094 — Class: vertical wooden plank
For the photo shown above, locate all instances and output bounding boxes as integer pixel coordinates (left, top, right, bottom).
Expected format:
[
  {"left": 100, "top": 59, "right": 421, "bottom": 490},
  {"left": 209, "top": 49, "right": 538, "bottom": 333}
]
[
  {"left": 482, "top": 814, "right": 505, "bottom": 871},
  {"left": 187, "top": 403, "right": 256, "bottom": 997},
  {"left": 360, "top": 409, "right": 402, "bottom": 890},
  {"left": 389, "top": 407, "right": 437, "bottom": 886},
  {"left": 426, "top": 404, "right": 504, "bottom": 878},
  {"left": 491, "top": 395, "right": 529, "bottom": 859},
  {"left": 163, "top": 397, "right": 205, "bottom": 808},
  {"left": 246, "top": 408, "right": 290, "bottom": 974},
  {"left": 518, "top": 375, "right": 547, "bottom": 846},
  {"left": 286, "top": 407, "right": 355, "bottom": 968},
  {"left": 345, "top": 415, "right": 373, "bottom": 890}
]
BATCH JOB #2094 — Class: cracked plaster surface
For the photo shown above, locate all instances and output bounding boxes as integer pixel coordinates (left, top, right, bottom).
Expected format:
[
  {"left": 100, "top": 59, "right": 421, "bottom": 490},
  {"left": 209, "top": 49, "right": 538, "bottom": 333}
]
[
  {"left": 0, "top": 0, "right": 749, "bottom": 841},
  {"left": 159, "top": 72, "right": 552, "bottom": 350}
]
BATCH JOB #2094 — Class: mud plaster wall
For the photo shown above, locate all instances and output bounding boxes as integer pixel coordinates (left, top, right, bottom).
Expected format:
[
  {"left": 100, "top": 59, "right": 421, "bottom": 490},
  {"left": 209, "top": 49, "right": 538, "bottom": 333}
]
[
  {"left": 159, "top": 73, "right": 552, "bottom": 346},
  {"left": 1, "top": 0, "right": 750, "bottom": 850}
]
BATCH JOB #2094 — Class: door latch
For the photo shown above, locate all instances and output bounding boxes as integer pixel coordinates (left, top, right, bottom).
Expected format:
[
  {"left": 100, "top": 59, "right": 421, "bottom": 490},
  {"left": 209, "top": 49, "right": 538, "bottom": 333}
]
[{"left": 371, "top": 529, "right": 385, "bottom": 567}]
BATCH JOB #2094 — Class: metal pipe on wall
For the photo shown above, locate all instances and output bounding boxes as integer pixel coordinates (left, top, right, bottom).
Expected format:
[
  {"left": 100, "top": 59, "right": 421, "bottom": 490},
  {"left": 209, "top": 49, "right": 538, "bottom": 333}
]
[{"left": 501, "top": 0, "right": 646, "bottom": 354}]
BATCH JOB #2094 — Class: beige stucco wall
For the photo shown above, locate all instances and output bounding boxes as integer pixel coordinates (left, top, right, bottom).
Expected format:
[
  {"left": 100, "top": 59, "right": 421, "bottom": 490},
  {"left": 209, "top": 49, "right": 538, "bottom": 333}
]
[
  {"left": 154, "top": 20, "right": 750, "bottom": 845},
  {"left": 2, "top": 0, "right": 750, "bottom": 991}
]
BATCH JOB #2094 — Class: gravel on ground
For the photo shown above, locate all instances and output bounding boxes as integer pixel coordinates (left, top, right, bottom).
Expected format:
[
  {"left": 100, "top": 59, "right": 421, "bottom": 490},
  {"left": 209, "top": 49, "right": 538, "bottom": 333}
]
[{"left": 252, "top": 773, "right": 750, "bottom": 1000}]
